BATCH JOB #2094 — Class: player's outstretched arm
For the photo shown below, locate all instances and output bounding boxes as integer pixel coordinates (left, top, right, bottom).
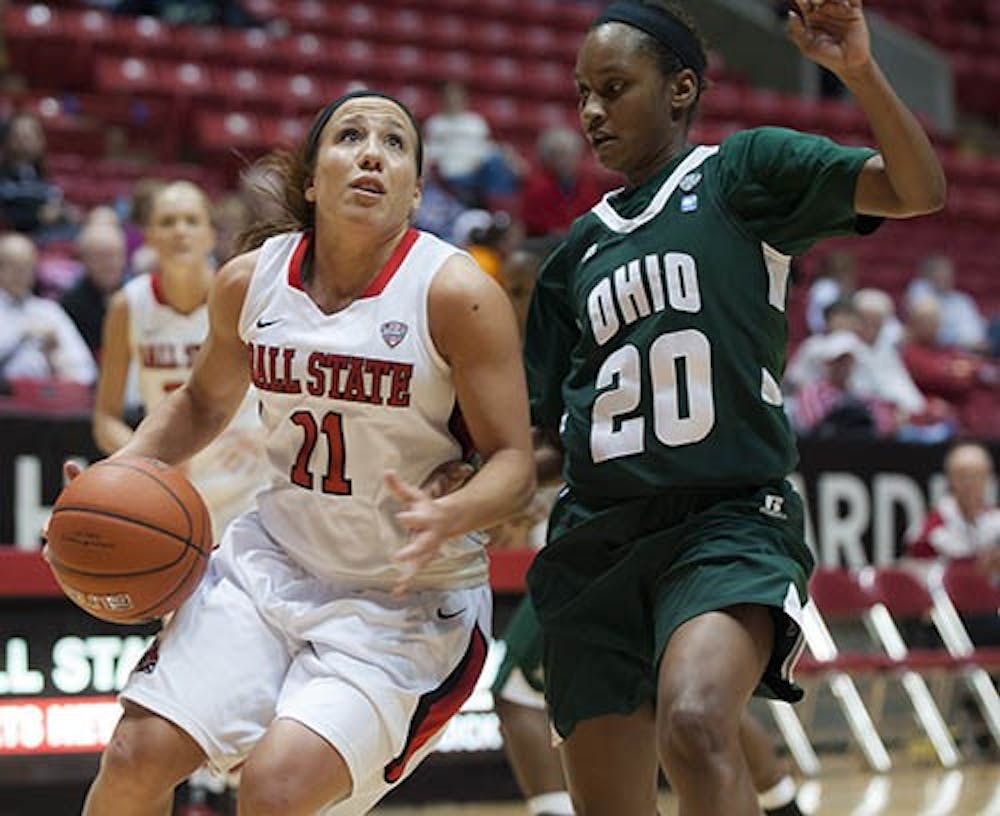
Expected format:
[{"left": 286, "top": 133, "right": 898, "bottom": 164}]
[
  {"left": 92, "top": 291, "right": 137, "bottom": 455},
  {"left": 787, "top": 0, "right": 946, "bottom": 217},
  {"left": 115, "top": 251, "right": 258, "bottom": 467},
  {"left": 386, "top": 254, "right": 536, "bottom": 592}
]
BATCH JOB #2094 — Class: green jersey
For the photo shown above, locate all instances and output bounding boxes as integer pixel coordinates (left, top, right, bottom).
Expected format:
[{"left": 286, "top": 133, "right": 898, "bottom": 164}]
[{"left": 525, "top": 127, "right": 877, "bottom": 501}]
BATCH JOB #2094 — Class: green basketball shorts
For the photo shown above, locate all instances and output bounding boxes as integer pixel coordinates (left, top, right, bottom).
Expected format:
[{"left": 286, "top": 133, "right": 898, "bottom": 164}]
[{"left": 527, "top": 480, "right": 813, "bottom": 739}]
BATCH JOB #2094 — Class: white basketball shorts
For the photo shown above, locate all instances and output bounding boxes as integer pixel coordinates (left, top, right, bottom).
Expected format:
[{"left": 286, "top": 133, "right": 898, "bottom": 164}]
[{"left": 122, "top": 511, "right": 491, "bottom": 815}]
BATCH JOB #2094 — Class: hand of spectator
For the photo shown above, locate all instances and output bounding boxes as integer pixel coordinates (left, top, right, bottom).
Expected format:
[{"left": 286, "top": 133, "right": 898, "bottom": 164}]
[
  {"left": 25, "top": 324, "right": 58, "bottom": 356},
  {"left": 948, "top": 357, "right": 978, "bottom": 382},
  {"left": 977, "top": 547, "right": 1000, "bottom": 576}
]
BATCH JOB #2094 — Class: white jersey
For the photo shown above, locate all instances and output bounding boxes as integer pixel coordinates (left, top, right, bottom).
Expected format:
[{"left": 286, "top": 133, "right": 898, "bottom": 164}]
[
  {"left": 123, "top": 273, "right": 266, "bottom": 535},
  {"left": 238, "top": 229, "right": 488, "bottom": 590}
]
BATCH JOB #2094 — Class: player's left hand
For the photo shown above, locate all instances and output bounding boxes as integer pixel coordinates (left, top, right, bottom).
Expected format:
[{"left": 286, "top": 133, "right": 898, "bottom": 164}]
[
  {"left": 787, "top": 0, "right": 872, "bottom": 78},
  {"left": 386, "top": 470, "right": 456, "bottom": 595}
]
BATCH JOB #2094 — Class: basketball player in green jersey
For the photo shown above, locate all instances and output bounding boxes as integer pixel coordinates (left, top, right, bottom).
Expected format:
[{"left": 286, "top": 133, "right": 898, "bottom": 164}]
[
  {"left": 524, "top": 1, "right": 945, "bottom": 813},
  {"left": 493, "top": 250, "right": 805, "bottom": 816}
]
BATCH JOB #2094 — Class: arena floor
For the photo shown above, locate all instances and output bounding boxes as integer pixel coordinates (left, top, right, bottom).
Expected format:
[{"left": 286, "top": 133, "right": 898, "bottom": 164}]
[{"left": 376, "top": 762, "right": 1000, "bottom": 816}]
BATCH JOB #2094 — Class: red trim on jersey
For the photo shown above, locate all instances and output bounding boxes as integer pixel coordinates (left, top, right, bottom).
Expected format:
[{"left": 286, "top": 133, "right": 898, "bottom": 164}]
[
  {"left": 149, "top": 273, "right": 166, "bottom": 305},
  {"left": 383, "top": 623, "right": 487, "bottom": 784},
  {"left": 361, "top": 228, "right": 419, "bottom": 298},
  {"left": 286, "top": 233, "right": 312, "bottom": 291},
  {"left": 286, "top": 229, "right": 418, "bottom": 298}
]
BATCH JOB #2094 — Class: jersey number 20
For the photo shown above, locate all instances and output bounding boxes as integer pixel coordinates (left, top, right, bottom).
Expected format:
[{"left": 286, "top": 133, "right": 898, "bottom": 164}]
[
  {"left": 591, "top": 328, "right": 715, "bottom": 463},
  {"left": 290, "top": 410, "right": 352, "bottom": 494}
]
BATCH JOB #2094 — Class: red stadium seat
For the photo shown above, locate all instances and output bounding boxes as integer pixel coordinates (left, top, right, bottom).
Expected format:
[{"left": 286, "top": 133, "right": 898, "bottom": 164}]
[
  {"left": 95, "top": 55, "right": 161, "bottom": 96},
  {"left": 196, "top": 110, "right": 267, "bottom": 155},
  {"left": 421, "top": 15, "right": 473, "bottom": 51},
  {"left": 3, "top": 3, "right": 71, "bottom": 86},
  {"left": 213, "top": 67, "right": 277, "bottom": 115},
  {"left": 940, "top": 560, "right": 1000, "bottom": 617},
  {"left": 262, "top": 116, "right": 310, "bottom": 151}
]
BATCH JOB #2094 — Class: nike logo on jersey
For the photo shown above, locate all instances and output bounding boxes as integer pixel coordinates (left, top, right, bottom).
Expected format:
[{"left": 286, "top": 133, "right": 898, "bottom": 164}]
[
  {"left": 436, "top": 607, "right": 465, "bottom": 620},
  {"left": 256, "top": 317, "right": 282, "bottom": 329},
  {"left": 581, "top": 243, "right": 599, "bottom": 264}
]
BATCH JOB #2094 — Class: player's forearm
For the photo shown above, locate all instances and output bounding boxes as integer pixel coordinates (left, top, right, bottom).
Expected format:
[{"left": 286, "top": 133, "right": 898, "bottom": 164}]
[
  {"left": 93, "top": 413, "right": 136, "bottom": 457},
  {"left": 842, "top": 60, "right": 946, "bottom": 214},
  {"left": 116, "top": 384, "right": 233, "bottom": 466},
  {"left": 434, "top": 448, "right": 537, "bottom": 538}
]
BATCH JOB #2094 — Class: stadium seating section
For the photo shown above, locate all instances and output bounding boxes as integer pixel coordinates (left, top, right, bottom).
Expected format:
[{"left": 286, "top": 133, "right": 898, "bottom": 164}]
[{"left": 3, "top": 0, "right": 1000, "bottom": 339}]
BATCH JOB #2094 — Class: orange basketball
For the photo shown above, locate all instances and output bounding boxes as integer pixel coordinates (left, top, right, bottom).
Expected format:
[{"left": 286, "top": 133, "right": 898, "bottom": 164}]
[{"left": 45, "top": 456, "right": 212, "bottom": 625}]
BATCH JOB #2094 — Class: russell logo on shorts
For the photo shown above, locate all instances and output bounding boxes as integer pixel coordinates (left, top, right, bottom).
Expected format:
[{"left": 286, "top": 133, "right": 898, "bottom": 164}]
[
  {"left": 759, "top": 494, "right": 787, "bottom": 520},
  {"left": 133, "top": 639, "right": 160, "bottom": 674}
]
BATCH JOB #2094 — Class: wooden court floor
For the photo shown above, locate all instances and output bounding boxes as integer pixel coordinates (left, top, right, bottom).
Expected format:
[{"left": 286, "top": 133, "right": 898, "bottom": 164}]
[{"left": 376, "top": 761, "right": 1000, "bottom": 816}]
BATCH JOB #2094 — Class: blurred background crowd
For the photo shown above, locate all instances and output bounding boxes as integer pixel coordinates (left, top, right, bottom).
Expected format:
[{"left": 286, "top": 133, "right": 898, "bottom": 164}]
[{"left": 0, "top": 0, "right": 998, "bottom": 441}]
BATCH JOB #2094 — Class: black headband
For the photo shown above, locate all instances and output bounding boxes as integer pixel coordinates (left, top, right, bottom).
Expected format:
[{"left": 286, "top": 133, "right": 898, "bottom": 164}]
[
  {"left": 305, "top": 90, "right": 424, "bottom": 174},
  {"left": 593, "top": 1, "right": 706, "bottom": 79}
]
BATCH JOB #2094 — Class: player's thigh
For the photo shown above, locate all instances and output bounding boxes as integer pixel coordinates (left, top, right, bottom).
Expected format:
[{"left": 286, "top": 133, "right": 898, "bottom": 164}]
[
  {"left": 100, "top": 701, "right": 206, "bottom": 787},
  {"left": 656, "top": 604, "right": 774, "bottom": 737},
  {"left": 239, "top": 717, "right": 352, "bottom": 815},
  {"left": 559, "top": 705, "right": 659, "bottom": 816}
]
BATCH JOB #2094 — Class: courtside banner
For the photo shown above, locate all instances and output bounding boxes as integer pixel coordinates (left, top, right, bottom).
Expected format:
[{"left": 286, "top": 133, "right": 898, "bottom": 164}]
[{"left": 1, "top": 407, "right": 997, "bottom": 564}]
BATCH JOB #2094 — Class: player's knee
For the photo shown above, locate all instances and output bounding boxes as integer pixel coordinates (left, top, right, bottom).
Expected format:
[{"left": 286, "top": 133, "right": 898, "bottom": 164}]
[
  {"left": 98, "top": 723, "right": 183, "bottom": 796},
  {"left": 658, "top": 700, "right": 731, "bottom": 768},
  {"left": 238, "top": 757, "right": 350, "bottom": 816}
]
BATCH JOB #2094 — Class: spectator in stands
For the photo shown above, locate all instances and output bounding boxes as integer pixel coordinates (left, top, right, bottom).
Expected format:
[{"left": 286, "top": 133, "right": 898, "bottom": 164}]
[
  {"left": 806, "top": 248, "right": 858, "bottom": 334},
  {"left": 423, "top": 81, "right": 519, "bottom": 208},
  {"left": 212, "top": 193, "right": 251, "bottom": 265},
  {"left": 112, "top": 0, "right": 261, "bottom": 27},
  {"left": 852, "top": 287, "right": 924, "bottom": 414},
  {"left": 521, "top": 126, "right": 605, "bottom": 237},
  {"left": 0, "top": 232, "right": 96, "bottom": 388},
  {"left": 785, "top": 298, "right": 861, "bottom": 393},
  {"left": 905, "top": 442, "right": 1000, "bottom": 645},
  {"left": 791, "top": 330, "right": 897, "bottom": 438},
  {"left": 59, "top": 218, "right": 128, "bottom": 359},
  {"left": 452, "top": 209, "right": 524, "bottom": 282},
  {"left": 413, "top": 167, "right": 469, "bottom": 241},
  {"left": 0, "top": 112, "right": 76, "bottom": 238},
  {"left": 902, "top": 295, "right": 999, "bottom": 438},
  {"left": 906, "top": 254, "right": 988, "bottom": 352}
]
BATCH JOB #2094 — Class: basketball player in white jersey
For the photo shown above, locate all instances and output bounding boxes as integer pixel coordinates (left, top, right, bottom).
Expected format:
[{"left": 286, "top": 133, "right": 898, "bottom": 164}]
[
  {"left": 92, "top": 180, "right": 267, "bottom": 540},
  {"left": 77, "top": 91, "right": 535, "bottom": 816}
]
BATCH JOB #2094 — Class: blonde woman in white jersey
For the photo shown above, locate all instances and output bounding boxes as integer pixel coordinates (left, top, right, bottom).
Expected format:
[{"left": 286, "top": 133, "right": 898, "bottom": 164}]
[
  {"left": 92, "top": 180, "right": 266, "bottom": 539},
  {"left": 76, "top": 91, "right": 535, "bottom": 816}
]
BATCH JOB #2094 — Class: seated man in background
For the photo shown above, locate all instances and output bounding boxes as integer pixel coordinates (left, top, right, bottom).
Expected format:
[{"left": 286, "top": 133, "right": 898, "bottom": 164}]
[
  {"left": 0, "top": 232, "right": 95, "bottom": 390},
  {"left": 906, "top": 442, "right": 1000, "bottom": 645},
  {"left": 902, "top": 296, "right": 999, "bottom": 438},
  {"left": 59, "top": 216, "right": 128, "bottom": 361},
  {"left": 521, "top": 127, "right": 605, "bottom": 238},
  {"left": 906, "top": 254, "right": 988, "bottom": 353}
]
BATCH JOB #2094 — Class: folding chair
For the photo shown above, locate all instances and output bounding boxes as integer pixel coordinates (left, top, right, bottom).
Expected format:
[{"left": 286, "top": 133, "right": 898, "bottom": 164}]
[
  {"left": 795, "top": 576, "right": 893, "bottom": 773},
  {"left": 924, "top": 561, "right": 1000, "bottom": 749},
  {"left": 855, "top": 567, "right": 962, "bottom": 767}
]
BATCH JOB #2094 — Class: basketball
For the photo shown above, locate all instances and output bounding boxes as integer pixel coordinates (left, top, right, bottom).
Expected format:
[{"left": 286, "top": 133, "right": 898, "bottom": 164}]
[{"left": 45, "top": 456, "right": 213, "bottom": 625}]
